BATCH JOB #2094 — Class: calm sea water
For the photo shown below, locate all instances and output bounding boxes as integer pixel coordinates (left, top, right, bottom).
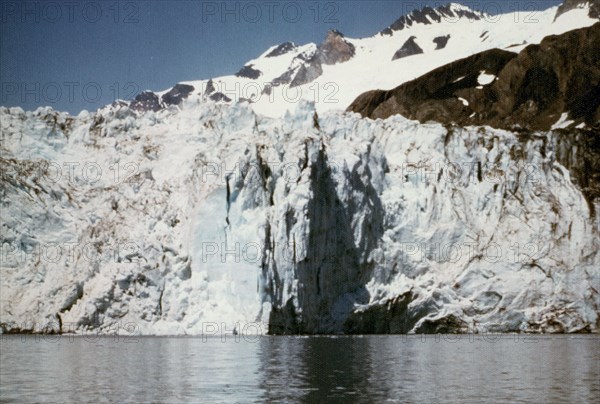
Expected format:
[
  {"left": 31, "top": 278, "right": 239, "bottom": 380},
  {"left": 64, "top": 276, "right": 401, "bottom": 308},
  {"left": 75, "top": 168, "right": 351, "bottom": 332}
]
[{"left": 1, "top": 335, "right": 598, "bottom": 403}]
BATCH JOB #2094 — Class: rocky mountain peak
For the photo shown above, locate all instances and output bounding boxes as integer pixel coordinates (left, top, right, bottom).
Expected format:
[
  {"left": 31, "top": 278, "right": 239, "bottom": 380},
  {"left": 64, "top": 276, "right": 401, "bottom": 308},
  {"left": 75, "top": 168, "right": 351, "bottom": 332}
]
[
  {"left": 380, "top": 3, "right": 485, "bottom": 35},
  {"left": 235, "top": 64, "right": 262, "bottom": 79},
  {"left": 265, "top": 41, "right": 297, "bottom": 57},
  {"left": 130, "top": 91, "right": 161, "bottom": 112},
  {"left": 280, "top": 29, "right": 355, "bottom": 88},
  {"left": 381, "top": 2, "right": 485, "bottom": 35},
  {"left": 161, "top": 83, "right": 195, "bottom": 106},
  {"left": 318, "top": 29, "right": 355, "bottom": 65}
]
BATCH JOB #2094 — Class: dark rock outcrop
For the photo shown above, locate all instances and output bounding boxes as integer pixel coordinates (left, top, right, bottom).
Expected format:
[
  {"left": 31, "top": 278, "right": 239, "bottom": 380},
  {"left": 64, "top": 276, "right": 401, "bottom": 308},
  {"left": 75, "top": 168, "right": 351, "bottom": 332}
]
[
  {"left": 263, "top": 67, "right": 300, "bottom": 94},
  {"left": 266, "top": 42, "right": 296, "bottom": 57},
  {"left": 550, "top": 129, "right": 600, "bottom": 217},
  {"left": 392, "top": 36, "right": 424, "bottom": 60},
  {"left": 281, "top": 30, "right": 355, "bottom": 88},
  {"left": 293, "top": 31, "right": 354, "bottom": 87},
  {"left": 272, "top": 68, "right": 297, "bottom": 86},
  {"left": 209, "top": 92, "right": 232, "bottom": 102},
  {"left": 352, "top": 48, "right": 516, "bottom": 120},
  {"left": 318, "top": 30, "right": 356, "bottom": 65},
  {"left": 290, "top": 58, "right": 323, "bottom": 88},
  {"left": 262, "top": 85, "right": 273, "bottom": 96},
  {"left": 433, "top": 34, "right": 451, "bottom": 49},
  {"left": 130, "top": 91, "right": 161, "bottom": 112},
  {"left": 349, "top": 23, "right": 600, "bottom": 131},
  {"left": 161, "top": 84, "right": 195, "bottom": 106},
  {"left": 267, "top": 48, "right": 319, "bottom": 88},
  {"left": 132, "top": 84, "right": 196, "bottom": 112},
  {"left": 235, "top": 64, "right": 262, "bottom": 79},
  {"left": 204, "top": 79, "right": 216, "bottom": 95}
]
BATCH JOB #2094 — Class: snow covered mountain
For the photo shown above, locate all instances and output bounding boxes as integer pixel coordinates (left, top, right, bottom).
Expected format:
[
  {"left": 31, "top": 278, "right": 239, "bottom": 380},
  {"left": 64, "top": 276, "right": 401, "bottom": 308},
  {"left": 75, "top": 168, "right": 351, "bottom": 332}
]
[
  {"left": 125, "top": 1, "right": 598, "bottom": 119},
  {"left": 1, "top": 1, "right": 599, "bottom": 335},
  {"left": 349, "top": 22, "right": 600, "bottom": 131}
]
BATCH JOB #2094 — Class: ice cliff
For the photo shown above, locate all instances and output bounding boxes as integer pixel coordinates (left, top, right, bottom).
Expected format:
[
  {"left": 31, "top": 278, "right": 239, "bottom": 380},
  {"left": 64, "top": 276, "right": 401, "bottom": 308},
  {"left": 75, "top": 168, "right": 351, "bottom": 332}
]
[{"left": 1, "top": 100, "right": 598, "bottom": 334}]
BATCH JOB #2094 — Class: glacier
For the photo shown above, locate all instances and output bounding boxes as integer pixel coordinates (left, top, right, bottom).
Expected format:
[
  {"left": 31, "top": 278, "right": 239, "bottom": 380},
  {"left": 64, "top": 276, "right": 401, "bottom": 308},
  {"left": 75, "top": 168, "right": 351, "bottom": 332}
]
[{"left": 1, "top": 99, "right": 598, "bottom": 335}]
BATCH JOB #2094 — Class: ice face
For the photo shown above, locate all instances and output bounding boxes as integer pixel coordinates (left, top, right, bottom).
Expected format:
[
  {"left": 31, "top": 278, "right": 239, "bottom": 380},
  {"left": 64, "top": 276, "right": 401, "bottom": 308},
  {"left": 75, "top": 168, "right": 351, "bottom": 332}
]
[{"left": 0, "top": 101, "right": 598, "bottom": 335}]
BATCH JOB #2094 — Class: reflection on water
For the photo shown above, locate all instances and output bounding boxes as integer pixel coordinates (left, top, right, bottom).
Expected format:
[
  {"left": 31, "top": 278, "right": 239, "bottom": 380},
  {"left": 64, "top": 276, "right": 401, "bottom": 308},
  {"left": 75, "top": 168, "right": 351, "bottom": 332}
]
[{"left": 1, "top": 335, "right": 598, "bottom": 403}]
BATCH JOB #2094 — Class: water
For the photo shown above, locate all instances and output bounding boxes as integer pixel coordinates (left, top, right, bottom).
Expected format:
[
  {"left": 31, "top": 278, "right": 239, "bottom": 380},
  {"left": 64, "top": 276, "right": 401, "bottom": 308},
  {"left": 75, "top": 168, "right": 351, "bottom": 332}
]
[{"left": 1, "top": 335, "right": 598, "bottom": 403}]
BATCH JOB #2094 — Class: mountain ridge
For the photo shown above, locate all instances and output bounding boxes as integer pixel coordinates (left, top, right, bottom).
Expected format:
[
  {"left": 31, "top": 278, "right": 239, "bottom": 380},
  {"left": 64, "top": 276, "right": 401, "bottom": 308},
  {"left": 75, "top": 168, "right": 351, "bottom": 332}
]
[
  {"left": 347, "top": 22, "right": 600, "bottom": 131},
  {"left": 114, "top": 0, "right": 599, "bottom": 120},
  {"left": 380, "top": 2, "right": 486, "bottom": 35}
]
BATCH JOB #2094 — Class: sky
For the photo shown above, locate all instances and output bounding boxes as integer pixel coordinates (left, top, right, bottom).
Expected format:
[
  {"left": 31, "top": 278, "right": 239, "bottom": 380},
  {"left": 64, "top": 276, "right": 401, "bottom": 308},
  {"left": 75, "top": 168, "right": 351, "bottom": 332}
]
[{"left": 0, "top": 0, "right": 562, "bottom": 114}]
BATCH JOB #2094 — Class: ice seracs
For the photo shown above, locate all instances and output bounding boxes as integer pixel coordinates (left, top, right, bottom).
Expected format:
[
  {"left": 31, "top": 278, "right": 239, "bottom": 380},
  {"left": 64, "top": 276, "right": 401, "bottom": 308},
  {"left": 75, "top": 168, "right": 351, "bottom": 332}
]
[{"left": 1, "top": 100, "right": 598, "bottom": 334}]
